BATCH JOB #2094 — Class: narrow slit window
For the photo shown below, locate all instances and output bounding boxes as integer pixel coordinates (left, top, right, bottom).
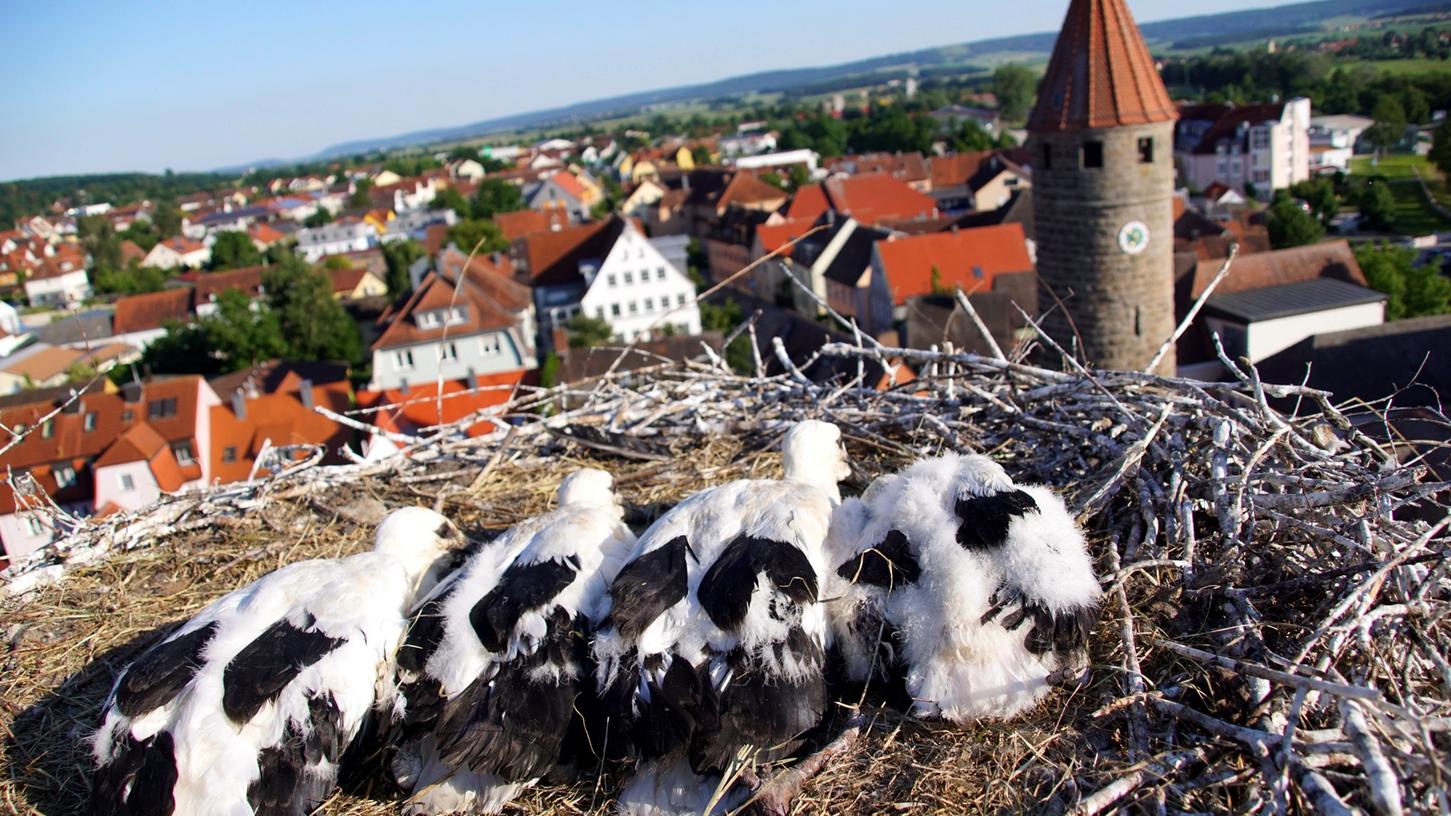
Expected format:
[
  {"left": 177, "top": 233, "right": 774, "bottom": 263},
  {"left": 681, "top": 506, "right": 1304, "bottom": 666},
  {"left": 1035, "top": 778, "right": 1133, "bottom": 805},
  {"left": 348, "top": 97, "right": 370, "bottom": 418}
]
[
  {"left": 1082, "top": 141, "right": 1104, "bottom": 169},
  {"left": 1138, "top": 137, "right": 1154, "bottom": 164},
  {"left": 1041, "top": 143, "right": 1052, "bottom": 170}
]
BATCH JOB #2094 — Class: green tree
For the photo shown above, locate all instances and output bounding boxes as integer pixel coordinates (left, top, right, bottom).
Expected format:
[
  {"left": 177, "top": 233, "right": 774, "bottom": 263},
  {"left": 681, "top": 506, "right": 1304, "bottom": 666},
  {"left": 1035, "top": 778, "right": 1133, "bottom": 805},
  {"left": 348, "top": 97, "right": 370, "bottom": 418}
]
[
  {"left": 471, "top": 179, "right": 525, "bottom": 219},
  {"left": 1430, "top": 119, "right": 1451, "bottom": 178},
  {"left": 139, "top": 322, "right": 221, "bottom": 376},
  {"left": 347, "top": 179, "right": 373, "bottom": 211},
  {"left": 951, "top": 120, "right": 994, "bottom": 152},
  {"left": 263, "top": 258, "right": 363, "bottom": 362},
  {"left": 382, "top": 239, "right": 425, "bottom": 297},
  {"left": 1366, "top": 97, "right": 1408, "bottom": 155},
  {"left": 209, "top": 230, "right": 262, "bottom": 270},
  {"left": 448, "top": 145, "right": 480, "bottom": 162},
  {"left": 119, "top": 220, "right": 160, "bottom": 252},
  {"left": 204, "top": 289, "right": 287, "bottom": 369},
  {"left": 565, "top": 314, "right": 615, "bottom": 348},
  {"left": 1357, "top": 178, "right": 1396, "bottom": 231},
  {"left": 304, "top": 208, "right": 334, "bottom": 228},
  {"left": 151, "top": 203, "right": 182, "bottom": 238},
  {"left": 1265, "top": 196, "right": 1324, "bottom": 248},
  {"left": 448, "top": 219, "right": 509, "bottom": 254},
  {"left": 432, "top": 186, "right": 470, "bottom": 215},
  {"left": 1356, "top": 242, "right": 1451, "bottom": 320},
  {"left": 93, "top": 265, "right": 168, "bottom": 296},
  {"left": 691, "top": 145, "right": 713, "bottom": 166},
  {"left": 1288, "top": 178, "right": 1340, "bottom": 226},
  {"left": 993, "top": 64, "right": 1037, "bottom": 122}
]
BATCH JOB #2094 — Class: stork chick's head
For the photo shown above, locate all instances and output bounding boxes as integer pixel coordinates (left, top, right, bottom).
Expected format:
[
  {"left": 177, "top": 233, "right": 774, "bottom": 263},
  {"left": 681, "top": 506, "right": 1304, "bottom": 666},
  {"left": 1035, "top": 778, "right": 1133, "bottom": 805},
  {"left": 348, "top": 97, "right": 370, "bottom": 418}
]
[
  {"left": 556, "top": 467, "right": 618, "bottom": 509},
  {"left": 782, "top": 420, "right": 850, "bottom": 496},
  {"left": 374, "top": 506, "right": 468, "bottom": 588},
  {"left": 998, "top": 485, "right": 1103, "bottom": 616}
]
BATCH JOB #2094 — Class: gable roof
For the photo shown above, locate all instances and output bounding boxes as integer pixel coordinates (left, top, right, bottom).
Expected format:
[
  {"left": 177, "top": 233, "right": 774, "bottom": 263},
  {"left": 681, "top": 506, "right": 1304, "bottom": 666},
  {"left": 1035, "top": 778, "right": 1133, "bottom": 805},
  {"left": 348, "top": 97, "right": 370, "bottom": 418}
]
[
  {"left": 1184, "top": 103, "right": 1290, "bottom": 154},
  {"left": 208, "top": 380, "right": 353, "bottom": 483},
  {"left": 875, "top": 223, "right": 1035, "bottom": 305},
  {"left": 517, "top": 218, "right": 623, "bottom": 288},
  {"left": 371, "top": 271, "right": 521, "bottom": 351},
  {"left": 156, "top": 236, "right": 206, "bottom": 255},
  {"left": 494, "top": 207, "right": 567, "bottom": 242},
  {"left": 0, "top": 345, "right": 84, "bottom": 381},
  {"left": 755, "top": 218, "right": 818, "bottom": 258},
  {"left": 119, "top": 240, "right": 148, "bottom": 265},
  {"left": 112, "top": 287, "right": 193, "bottom": 334},
  {"left": 248, "top": 223, "right": 286, "bottom": 245},
  {"left": 355, "top": 371, "right": 524, "bottom": 439},
  {"left": 787, "top": 184, "right": 831, "bottom": 221},
  {"left": 435, "top": 247, "right": 530, "bottom": 312},
  {"left": 1029, "top": 0, "right": 1177, "bottom": 132},
  {"left": 193, "top": 265, "right": 268, "bottom": 303},
  {"left": 1185, "top": 240, "right": 1366, "bottom": 302},
  {"left": 825, "top": 152, "right": 930, "bottom": 184},
  {"left": 929, "top": 151, "right": 994, "bottom": 190},
  {"left": 716, "top": 172, "right": 789, "bottom": 211},
  {"left": 802, "top": 174, "right": 939, "bottom": 227}
]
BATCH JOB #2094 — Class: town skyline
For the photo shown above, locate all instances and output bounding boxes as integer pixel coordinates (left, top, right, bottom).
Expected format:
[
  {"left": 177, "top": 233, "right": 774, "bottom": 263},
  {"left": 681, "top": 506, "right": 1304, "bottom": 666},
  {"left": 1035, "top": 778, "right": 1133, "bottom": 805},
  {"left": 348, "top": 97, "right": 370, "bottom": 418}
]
[{"left": 1, "top": 0, "right": 1291, "bottom": 182}]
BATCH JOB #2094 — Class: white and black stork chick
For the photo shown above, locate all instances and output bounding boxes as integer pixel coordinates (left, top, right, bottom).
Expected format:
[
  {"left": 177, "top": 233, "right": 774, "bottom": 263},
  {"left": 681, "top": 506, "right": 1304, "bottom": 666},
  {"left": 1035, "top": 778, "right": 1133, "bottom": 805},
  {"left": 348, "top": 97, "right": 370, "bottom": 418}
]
[
  {"left": 593, "top": 419, "right": 849, "bottom": 816},
  {"left": 828, "top": 454, "right": 1102, "bottom": 723},
  {"left": 90, "top": 506, "right": 466, "bottom": 816},
  {"left": 389, "top": 468, "right": 636, "bottom": 815}
]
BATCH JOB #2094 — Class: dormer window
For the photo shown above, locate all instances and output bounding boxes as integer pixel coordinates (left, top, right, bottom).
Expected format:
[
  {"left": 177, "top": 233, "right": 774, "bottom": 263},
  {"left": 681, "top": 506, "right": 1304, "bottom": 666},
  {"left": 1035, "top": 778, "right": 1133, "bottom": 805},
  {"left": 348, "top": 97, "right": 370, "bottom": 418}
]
[
  {"left": 54, "top": 465, "right": 76, "bottom": 488},
  {"left": 449, "top": 306, "right": 467, "bottom": 325}
]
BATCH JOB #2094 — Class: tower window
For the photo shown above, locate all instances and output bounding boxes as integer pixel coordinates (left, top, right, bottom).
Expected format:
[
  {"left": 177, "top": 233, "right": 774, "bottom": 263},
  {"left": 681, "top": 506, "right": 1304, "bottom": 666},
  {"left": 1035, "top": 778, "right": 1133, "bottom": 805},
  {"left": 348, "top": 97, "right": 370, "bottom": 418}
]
[
  {"left": 1041, "top": 143, "right": 1052, "bottom": 170},
  {"left": 1082, "top": 141, "right": 1104, "bottom": 169},
  {"left": 1138, "top": 137, "right": 1154, "bottom": 164}
]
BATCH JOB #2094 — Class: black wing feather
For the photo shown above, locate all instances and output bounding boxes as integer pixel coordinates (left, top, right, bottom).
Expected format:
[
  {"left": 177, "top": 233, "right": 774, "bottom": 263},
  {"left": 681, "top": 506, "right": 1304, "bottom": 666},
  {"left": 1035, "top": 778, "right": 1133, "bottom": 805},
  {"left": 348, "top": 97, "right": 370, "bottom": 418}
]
[
  {"left": 114, "top": 621, "right": 220, "bottom": 719},
  {"left": 468, "top": 558, "right": 577, "bottom": 653},
  {"left": 608, "top": 536, "right": 689, "bottom": 641},
  {"left": 90, "top": 731, "right": 180, "bottom": 816},
  {"left": 836, "top": 529, "right": 921, "bottom": 588},
  {"left": 955, "top": 489, "right": 1039, "bottom": 550},
  {"left": 247, "top": 692, "right": 347, "bottom": 816},
  {"left": 696, "top": 537, "right": 759, "bottom": 631},
  {"left": 222, "top": 618, "right": 344, "bottom": 724},
  {"left": 754, "top": 538, "right": 818, "bottom": 605}
]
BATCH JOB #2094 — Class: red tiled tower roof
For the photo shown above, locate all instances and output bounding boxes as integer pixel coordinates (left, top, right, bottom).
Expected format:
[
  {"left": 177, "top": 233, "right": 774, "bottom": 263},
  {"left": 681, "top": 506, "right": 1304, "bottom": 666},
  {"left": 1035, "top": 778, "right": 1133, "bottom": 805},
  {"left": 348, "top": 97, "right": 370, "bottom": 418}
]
[{"left": 1028, "top": 0, "right": 1176, "bottom": 132}]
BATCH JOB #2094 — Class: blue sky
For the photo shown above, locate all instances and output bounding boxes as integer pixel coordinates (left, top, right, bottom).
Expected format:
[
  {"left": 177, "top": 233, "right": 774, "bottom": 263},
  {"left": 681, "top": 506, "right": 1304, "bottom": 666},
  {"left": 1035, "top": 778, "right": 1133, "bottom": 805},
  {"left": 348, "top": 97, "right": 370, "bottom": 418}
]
[{"left": 2, "top": 0, "right": 1281, "bottom": 181}]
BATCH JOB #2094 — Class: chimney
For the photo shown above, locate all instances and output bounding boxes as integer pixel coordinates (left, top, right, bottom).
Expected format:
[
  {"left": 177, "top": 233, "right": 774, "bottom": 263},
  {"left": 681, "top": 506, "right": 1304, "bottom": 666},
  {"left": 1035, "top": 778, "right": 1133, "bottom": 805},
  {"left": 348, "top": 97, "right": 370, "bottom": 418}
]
[
  {"left": 231, "top": 389, "right": 247, "bottom": 420},
  {"left": 298, "top": 379, "right": 315, "bottom": 410},
  {"left": 466, "top": 369, "right": 479, "bottom": 390}
]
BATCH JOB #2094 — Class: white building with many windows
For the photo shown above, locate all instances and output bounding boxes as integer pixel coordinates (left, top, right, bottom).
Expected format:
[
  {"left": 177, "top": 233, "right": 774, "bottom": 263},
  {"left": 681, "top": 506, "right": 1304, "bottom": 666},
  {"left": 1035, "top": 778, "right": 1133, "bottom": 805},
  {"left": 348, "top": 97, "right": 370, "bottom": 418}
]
[
  {"left": 1175, "top": 98, "right": 1311, "bottom": 195},
  {"left": 296, "top": 219, "right": 377, "bottom": 262}
]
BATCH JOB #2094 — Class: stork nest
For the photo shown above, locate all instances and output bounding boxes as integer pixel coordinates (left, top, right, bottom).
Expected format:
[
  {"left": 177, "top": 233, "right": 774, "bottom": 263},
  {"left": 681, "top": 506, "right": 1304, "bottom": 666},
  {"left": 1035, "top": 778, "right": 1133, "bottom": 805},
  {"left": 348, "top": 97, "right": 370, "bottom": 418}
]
[{"left": 2, "top": 341, "right": 1449, "bottom": 815}]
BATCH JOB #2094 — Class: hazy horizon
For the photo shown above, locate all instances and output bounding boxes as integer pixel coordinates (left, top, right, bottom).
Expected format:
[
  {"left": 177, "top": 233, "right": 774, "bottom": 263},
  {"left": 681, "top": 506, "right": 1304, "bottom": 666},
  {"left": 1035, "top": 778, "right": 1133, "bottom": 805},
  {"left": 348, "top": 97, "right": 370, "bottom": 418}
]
[{"left": 2, "top": 0, "right": 1288, "bottom": 182}]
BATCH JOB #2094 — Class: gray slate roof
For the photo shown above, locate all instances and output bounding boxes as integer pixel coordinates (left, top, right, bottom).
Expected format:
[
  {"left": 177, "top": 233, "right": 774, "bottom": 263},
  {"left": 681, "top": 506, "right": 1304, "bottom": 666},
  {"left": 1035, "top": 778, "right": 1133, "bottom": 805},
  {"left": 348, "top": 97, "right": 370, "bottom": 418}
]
[{"left": 1204, "top": 278, "right": 1385, "bottom": 323}]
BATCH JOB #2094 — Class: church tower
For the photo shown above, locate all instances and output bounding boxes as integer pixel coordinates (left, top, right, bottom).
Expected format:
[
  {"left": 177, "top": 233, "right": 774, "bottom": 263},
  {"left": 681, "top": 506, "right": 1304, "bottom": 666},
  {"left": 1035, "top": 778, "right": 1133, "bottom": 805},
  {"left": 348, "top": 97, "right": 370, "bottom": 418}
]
[{"left": 1029, "top": 0, "right": 1178, "bottom": 373}]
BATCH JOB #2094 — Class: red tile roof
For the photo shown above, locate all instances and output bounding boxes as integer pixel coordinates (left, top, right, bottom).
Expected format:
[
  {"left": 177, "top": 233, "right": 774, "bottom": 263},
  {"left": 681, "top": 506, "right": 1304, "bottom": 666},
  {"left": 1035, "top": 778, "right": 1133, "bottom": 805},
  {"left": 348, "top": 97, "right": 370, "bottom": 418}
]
[
  {"left": 494, "top": 207, "right": 568, "bottom": 242},
  {"left": 821, "top": 174, "right": 939, "bottom": 226},
  {"left": 355, "top": 371, "right": 523, "bottom": 439},
  {"left": 755, "top": 218, "right": 818, "bottom": 258},
  {"left": 119, "top": 240, "right": 148, "bottom": 266},
  {"left": 716, "top": 172, "right": 789, "bottom": 211},
  {"left": 158, "top": 236, "right": 206, "bottom": 255},
  {"left": 1028, "top": 0, "right": 1177, "bottom": 132},
  {"left": 208, "top": 381, "right": 353, "bottom": 483},
  {"left": 194, "top": 265, "right": 267, "bottom": 303},
  {"left": 875, "top": 224, "right": 1034, "bottom": 305},
  {"left": 929, "top": 151, "right": 994, "bottom": 189},
  {"left": 371, "top": 272, "right": 522, "bottom": 352},
  {"left": 548, "top": 171, "right": 589, "bottom": 200},
  {"left": 248, "top": 223, "right": 286, "bottom": 245},
  {"left": 825, "top": 152, "right": 930, "bottom": 184},
  {"left": 112, "top": 288, "right": 193, "bottom": 334},
  {"left": 435, "top": 248, "right": 530, "bottom": 312},
  {"left": 1185, "top": 240, "right": 1366, "bottom": 301},
  {"left": 517, "top": 218, "right": 621, "bottom": 287},
  {"left": 786, "top": 185, "right": 830, "bottom": 221}
]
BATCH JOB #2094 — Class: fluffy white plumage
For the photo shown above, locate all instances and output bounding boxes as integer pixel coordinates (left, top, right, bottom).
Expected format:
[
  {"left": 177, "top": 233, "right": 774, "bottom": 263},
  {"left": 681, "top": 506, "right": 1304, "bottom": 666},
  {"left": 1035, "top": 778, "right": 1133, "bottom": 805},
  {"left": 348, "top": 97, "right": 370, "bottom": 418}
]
[
  {"left": 391, "top": 468, "right": 636, "bottom": 815},
  {"left": 593, "top": 420, "right": 848, "bottom": 816},
  {"left": 90, "top": 507, "right": 464, "bottom": 816},
  {"left": 827, "top": 454, "right": 1102, "bottom": 722}
]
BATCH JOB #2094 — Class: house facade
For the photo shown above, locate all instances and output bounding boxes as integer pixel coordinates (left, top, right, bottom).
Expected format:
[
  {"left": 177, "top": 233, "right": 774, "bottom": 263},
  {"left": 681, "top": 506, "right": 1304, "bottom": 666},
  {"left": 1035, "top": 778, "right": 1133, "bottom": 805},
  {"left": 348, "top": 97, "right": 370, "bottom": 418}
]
[
  {"left": 296, "top": 220, "right": 377, "bottom": 262},
  {"left": 577, "top": 220, "right": 702, "bottom": 343},
  {"left": 23, "top": 262, "right": 91, "bottom": 308},
  {"left": 143, "top": 236, "right": 211, "bottom": 269},
  {"left": 1176, "top": 98, "right": 1312, "bottom": 194}
]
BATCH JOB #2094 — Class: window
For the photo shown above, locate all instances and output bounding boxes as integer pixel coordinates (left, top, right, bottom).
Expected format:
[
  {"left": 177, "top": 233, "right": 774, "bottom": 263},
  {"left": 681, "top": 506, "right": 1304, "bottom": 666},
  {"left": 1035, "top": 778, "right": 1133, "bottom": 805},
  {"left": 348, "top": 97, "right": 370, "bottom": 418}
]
[
  {"left": 1081, "top": 140, "right": 1104, "bottom": 169},
  {"left": 121, "top": 410, "right": 133, "bottom": 423},
  {"left": 41, "top": 419, "right": 53, "bottom": 439},
  {"left": 443, "top": 342, "right": 458, "bottom": 361},
  {"left": 120, "top": 473, "right": 135, "bottom": 491},
  {"left": 1138, "top": 137, "right": 1154, "bottom": 164},
  {"left": 644, "top": 297, "right": 654, "bottom": 312},
  {"left": 972, "top": 265, "right": 984, "bottom": 280},
  {"left": 222, "top": 447, "right": 238, "bottom": 463},
  {"left": 83, "top": 412, "right": 97, "bottom": 431},
  {"left": 628, "top": 301, "right": 638, "bottom": 314},
  {"left": 607, "top": 273, "right": 617, "bottom": 287},
  {"left": 657, "top": 267, "right": 666, "bottom": 280},
  {"left": 1041, "top": 143, "right": 1052, "bottom": 170},
  {"left": 480, "top": 335, "right": 502, "bottom": 355},
  {"left": 173, "top": 443, "right": 195, "bottom": 466},
  {"left": 611, "top": 303, "right": 622, "bottom": 317},
  {"left": 54, "top": 465, "right": 76, "bottom": 488},
  {"left": 148, "top": 398, "right": 177, "bottom": 420},
  {"left": 24, "top": 516, "right": 43, "bottom": 536},
  {"left": 395, "top": 350, "right": 415, "bottom": 369},
  {"left": 448, "top": 307, "right": 468, "bottom": 325},
  {"left": 677, "top": 293, "right": 688, "bottom": 306},
  {"left": 596, "top": 307, "right": 606, "bottom": 319},
  {"left": 623, "top": 271, "right": 633, "bottom": 285},
  {"left": 417, "top": 311, "right": 441, "bottom": 328}
]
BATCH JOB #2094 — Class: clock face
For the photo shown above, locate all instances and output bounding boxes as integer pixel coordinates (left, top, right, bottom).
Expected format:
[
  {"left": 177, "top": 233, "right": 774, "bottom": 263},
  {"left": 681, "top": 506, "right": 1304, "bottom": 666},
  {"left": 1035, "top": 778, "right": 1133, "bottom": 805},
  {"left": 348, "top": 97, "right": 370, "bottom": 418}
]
[{"left": 1118, "top": 221, "right": 1150, "bottom": 255}]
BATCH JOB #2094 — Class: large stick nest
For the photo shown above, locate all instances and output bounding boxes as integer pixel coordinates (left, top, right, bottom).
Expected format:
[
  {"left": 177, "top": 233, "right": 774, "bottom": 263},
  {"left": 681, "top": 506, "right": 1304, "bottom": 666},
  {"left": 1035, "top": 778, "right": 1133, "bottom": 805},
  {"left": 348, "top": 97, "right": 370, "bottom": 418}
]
[{"left": 2, "top": 342, "right": 1448, "bottom": 815}]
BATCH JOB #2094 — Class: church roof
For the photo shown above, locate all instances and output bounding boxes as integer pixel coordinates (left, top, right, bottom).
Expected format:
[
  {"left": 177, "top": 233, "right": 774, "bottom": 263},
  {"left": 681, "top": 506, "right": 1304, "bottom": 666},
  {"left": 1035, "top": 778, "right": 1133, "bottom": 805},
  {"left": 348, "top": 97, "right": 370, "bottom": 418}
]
[{"left": 1028, "top": 0, "right": 1177, "bottom": 133}]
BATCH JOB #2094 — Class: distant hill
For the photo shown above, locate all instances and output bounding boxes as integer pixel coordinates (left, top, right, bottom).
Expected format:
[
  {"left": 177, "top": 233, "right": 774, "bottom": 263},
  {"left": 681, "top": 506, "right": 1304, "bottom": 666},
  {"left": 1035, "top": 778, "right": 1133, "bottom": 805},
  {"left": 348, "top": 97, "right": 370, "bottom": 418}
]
[{"left": 293, "top": 0, "right": 1444, "bottom": 165}]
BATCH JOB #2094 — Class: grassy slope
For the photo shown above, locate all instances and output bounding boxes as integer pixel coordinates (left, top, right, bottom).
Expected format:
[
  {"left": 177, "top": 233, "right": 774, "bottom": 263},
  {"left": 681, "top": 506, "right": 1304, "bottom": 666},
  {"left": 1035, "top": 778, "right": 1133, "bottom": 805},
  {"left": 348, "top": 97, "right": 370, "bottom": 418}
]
[{"left": 1350, "top": 154, "right": 1451, "bottom": 234}]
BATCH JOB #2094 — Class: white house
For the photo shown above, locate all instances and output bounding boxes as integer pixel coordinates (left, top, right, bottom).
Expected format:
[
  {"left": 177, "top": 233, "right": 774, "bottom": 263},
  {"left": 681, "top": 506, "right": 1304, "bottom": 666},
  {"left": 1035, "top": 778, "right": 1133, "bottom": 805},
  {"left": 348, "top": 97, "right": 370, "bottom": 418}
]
[
  {"left": 1175, "top": 98, "right": 1312, "bottom": 194},
  {"left": 1309, "top": 114, "right": 1374, "bottom": 174},
  {"left": 1201, "top": 278, "right": 1386, "bottom": 365},
  {"left": 577, "top": 220, "right": 701, "bottom": 343},
  {"left": 448, "top": 158, "right": 485, "bottom": 182},
  {"left": 143, "top": 236, "right": 211, "bottom": 270},
  {"left": 23, "top": 256, "right": 91, "bottom": 308},
  {"left": 296, "top": 219, "right": 377, "bottom": 263},
  {"left": 730, "top": 149, "right": 820, "bottom": 175}
]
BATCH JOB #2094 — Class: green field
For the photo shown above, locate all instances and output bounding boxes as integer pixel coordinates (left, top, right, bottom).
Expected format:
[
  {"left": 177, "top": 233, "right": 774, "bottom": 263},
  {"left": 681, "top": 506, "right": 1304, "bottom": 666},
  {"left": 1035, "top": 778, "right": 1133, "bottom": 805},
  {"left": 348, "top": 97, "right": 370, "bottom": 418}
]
[
  {"left": 1350, "top": 154, "right": 1451, "bottom": 234},
  {"left": 1343, "top": 57, "right": 1451, "bottom": 76}
]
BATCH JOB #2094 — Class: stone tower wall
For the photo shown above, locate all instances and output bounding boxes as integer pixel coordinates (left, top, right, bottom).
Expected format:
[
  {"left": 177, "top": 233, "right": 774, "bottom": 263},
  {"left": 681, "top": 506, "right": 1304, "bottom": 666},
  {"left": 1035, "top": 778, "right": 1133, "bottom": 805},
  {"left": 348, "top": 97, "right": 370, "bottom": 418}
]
[{"left": 1030, "top": 120, "right": 1177, "bottom": 373}]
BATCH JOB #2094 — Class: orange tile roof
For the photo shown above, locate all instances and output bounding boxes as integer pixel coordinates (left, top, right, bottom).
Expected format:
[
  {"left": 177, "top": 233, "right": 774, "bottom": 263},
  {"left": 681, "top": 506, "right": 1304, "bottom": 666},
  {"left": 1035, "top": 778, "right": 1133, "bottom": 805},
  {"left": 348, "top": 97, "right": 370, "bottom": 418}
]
[
  {"left": 717, "top": 172, "right": 789, "bottom": 211},
  {"left": 112, "top": 287, "right": 193, "bottom": 334},
  {"left": 1186, "top": 240, "right": 1366, "bottom": 301},
  {"left": 248, "top": 223, "right": 286, "bottom": 245},
  {"left": 548, "top": 171, "right": 588, "bottom": 200},
  {"left": 355, "top": 371, "right": 523, "bottom": 439},
  {"left": 494, "top": 207, "right": 568, "bottom": 242},
  {"left": 371, "top": 272, "right": 522, "bottom": 352},
  {"left": 159, "top": 236, "right": 206, "bottom": 255},
  {"left": 208, "top": 381, "right": 353, "bottom": 483},
  {"left": 194, "top": 265, "right": 268, "bottom": 303},
  {"left": 435, "top": 248, "right": 530, "bottom": 311},
  {"left": 755, "top": 218, "right": 818, "bottom": 258},
  {"left": 822, "top": 174, "right": 939, "bottom": 226},
  {"left": 119, "top": 240, "right": 148, "bottom": 265},
  {"left": 1028, "top": 0, "right": 1177, "bottom": 132},
  {"left": 875, "top": 224, "right": 1034, "bottom": 306},
  {"left": 518, "top": 218, "right": 620, "bottom": 287},
  {"left": 929, "top": 151, "right": 994, "bottom": 189},
  {"left": 2, "top": 346, "right": 84, "bottom": 381},
  {"left": 787, "top": 184, "right": 830, "bottom": 221}
]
